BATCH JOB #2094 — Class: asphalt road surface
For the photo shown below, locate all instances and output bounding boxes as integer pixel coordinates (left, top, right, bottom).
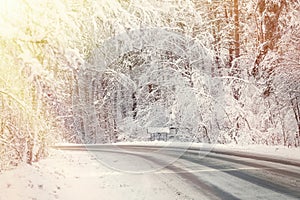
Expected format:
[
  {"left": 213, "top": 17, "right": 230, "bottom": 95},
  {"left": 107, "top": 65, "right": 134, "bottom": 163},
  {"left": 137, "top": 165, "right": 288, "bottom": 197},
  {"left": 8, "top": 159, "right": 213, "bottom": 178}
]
[{"left": 53, "top": 144, "right": 300, "bottom": 200}]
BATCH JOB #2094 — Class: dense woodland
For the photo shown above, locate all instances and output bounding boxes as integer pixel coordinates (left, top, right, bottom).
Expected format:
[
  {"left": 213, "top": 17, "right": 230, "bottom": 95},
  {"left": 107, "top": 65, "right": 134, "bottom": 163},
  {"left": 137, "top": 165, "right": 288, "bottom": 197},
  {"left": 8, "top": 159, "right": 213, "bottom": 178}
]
[{"left": 0, "top": 0, "right": 299, "bottom": 169}]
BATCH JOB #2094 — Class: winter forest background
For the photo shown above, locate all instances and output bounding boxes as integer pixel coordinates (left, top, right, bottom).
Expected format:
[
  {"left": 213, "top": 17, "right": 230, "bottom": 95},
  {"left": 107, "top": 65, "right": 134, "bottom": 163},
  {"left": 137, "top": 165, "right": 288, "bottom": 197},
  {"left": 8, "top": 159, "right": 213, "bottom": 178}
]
[{"left": 0, "top": 0, "right": 299, "bottom": 169}]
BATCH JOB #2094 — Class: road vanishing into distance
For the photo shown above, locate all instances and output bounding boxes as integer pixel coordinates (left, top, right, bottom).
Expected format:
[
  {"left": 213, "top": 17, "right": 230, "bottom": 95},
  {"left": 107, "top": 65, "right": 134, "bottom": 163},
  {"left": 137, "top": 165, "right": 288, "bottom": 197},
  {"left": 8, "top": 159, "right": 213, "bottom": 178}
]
[{"left": 53, "top": 144, "right": 300, "bottom": 200}]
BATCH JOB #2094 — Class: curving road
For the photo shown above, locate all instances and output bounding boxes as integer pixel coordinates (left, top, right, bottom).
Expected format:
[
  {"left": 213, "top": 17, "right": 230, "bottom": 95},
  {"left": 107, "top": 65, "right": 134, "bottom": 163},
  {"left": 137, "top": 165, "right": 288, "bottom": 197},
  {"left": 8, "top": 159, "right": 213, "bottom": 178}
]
[{"left": 53, "top": 144, "right": 300, "bottom": 200}]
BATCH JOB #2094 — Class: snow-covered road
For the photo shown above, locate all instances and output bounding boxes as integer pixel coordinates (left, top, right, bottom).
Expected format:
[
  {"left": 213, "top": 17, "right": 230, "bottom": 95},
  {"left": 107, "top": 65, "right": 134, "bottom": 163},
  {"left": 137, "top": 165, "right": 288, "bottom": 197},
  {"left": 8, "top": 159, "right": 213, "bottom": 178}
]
[{"left": 0, "top": 144, "right": 299, "bottom": 200}]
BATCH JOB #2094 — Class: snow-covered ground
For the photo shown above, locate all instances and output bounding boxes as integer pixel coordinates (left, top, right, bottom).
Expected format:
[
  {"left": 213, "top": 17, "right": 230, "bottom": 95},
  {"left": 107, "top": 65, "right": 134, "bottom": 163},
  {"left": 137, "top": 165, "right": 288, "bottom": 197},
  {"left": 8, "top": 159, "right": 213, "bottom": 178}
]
[
  {"left": 0, "top": 148, "right": 204, "bottom": 200},
  {"left": 209, "top": 143, "right": 300, "bottom": 161},
  {"left": 0, "top": 142, "right": 299, "bottom": 200}
]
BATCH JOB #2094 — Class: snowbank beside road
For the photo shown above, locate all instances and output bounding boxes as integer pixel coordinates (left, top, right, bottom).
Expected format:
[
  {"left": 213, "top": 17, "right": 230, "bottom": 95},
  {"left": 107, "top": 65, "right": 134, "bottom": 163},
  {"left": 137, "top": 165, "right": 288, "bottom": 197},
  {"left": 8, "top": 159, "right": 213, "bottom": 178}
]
[{"left": 210, "top": 143, "right": 300, "bottom": 161}]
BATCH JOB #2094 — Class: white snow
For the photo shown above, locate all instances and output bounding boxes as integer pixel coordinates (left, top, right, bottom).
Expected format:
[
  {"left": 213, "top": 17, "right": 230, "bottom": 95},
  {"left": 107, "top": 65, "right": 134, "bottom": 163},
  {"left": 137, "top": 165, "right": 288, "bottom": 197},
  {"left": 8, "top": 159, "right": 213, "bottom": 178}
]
[
  {"left": 0, "top": 147, "right": 204, "bottom": 200},
  {"left": 209, "top": 143, "right": 300, "bottom": 161}
]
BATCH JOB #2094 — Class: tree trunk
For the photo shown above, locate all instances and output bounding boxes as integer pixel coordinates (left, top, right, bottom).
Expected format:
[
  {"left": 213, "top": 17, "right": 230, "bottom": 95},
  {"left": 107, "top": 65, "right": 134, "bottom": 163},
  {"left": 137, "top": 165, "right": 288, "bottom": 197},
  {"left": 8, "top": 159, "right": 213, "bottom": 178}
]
[
  {"left": 132, "top": 92, "right": 137, "bottom": 120},
  {"left": 234, "top": 0, "right": 240, "bottom": 59}
]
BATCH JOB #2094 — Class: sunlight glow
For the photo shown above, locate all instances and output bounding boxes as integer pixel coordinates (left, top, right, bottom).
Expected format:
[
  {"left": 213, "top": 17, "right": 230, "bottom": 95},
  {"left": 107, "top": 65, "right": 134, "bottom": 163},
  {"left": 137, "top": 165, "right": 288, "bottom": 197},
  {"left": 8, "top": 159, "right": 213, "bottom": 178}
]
[{"left": 0, "top": 0, "right": 25, "bottom": 38}]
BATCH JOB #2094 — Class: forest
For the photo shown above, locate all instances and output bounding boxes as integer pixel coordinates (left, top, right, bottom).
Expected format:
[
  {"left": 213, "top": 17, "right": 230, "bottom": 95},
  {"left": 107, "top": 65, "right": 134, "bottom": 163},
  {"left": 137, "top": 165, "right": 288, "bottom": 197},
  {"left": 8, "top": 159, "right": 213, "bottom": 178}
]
[{"left": 0, "top": 0, "right": 299, "bottom": 170}]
